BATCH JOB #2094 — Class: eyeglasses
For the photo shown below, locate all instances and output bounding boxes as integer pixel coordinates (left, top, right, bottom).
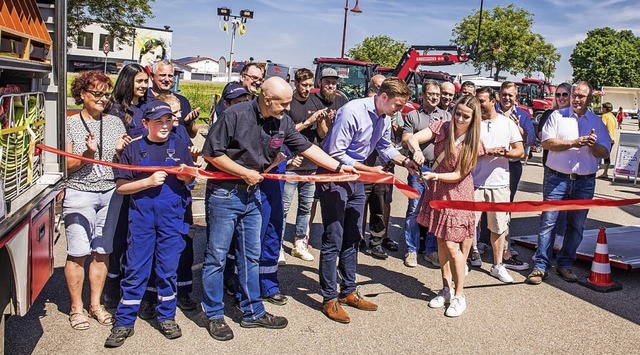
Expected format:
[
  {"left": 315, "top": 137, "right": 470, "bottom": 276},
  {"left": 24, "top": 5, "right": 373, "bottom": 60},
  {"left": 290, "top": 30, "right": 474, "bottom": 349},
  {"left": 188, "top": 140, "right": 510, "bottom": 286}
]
[
  {"left": 243, "top": 73, "right": 262, "bottom": 82},
  {"left": 85, "top": 90, "right": 112, "bottom": 99},
  {"left": 555, "top": 92, "right": 569, "bottom": 98}
]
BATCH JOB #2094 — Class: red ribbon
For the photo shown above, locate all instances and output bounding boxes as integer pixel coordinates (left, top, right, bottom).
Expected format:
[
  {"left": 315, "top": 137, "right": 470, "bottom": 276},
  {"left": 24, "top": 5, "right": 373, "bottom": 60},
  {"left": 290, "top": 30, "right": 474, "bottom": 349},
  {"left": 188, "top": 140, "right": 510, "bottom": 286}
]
[
  {"left": 430, "top": 198, "right": 640, "bottom": 212},
  {"left": 37, "top": 144, "right": 420, "bottom": 199}
]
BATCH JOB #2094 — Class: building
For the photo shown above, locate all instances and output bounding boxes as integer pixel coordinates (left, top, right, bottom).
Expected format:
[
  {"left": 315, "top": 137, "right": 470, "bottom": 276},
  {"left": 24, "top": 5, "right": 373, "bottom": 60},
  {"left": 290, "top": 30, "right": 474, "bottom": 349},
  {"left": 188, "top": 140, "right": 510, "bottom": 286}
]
[
  {"left": 67, "top": 23, "right": 172, "bottom": 73},
  {"left": 174, "top": 56, "right": 224, "bottom": 81}
]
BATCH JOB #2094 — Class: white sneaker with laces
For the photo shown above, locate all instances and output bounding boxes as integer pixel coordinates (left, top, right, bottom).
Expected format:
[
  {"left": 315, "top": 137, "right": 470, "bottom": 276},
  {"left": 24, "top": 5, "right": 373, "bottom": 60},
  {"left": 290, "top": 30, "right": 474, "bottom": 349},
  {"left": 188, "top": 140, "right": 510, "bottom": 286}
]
[
  {"left": 291, "top": 239, "right": 314, "bottom": 261},
  {"left": 490, "top": 264, "right": 514, "bottom": 283},
  {"left": 445, "top": 296, "right": 467, "bottom": 317},
  {"left": 404, "top": 252, "right": 418, "bottom": 268},
  {"left": 428, "top": 288, "right": 451, "bottom": 308},
  {"left": 278, "top": 247, "right": 286, "bottom": 265}
]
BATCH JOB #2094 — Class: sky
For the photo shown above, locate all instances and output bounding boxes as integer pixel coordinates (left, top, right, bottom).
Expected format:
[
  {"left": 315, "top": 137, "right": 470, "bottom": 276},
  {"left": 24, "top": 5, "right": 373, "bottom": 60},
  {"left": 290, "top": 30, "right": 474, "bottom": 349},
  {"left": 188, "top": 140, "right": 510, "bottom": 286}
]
[{"left": 145, "top": 0, "right": 640, "bottom": 83}]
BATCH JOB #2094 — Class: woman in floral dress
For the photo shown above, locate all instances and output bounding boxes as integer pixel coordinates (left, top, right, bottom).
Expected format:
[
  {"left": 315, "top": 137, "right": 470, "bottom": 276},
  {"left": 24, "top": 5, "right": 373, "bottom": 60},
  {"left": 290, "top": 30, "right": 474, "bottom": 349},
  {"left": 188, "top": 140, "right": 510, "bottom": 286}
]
[{"left": 407, "top": 95, "right": 484, "bottom": 317}]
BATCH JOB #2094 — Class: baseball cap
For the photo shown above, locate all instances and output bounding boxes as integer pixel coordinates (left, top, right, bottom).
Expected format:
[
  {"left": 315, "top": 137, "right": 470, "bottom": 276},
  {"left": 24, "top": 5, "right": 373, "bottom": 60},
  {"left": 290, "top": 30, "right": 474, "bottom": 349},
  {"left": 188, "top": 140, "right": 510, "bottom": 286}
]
[
  {"left": 223, "top": 82, "right": 249, "bottom": 101},
  {"left": 320, "top": 68, "right": 339, "bottom": 79},
  {"left": 144, "top": 100, "right": 174, "bottom": 120}
]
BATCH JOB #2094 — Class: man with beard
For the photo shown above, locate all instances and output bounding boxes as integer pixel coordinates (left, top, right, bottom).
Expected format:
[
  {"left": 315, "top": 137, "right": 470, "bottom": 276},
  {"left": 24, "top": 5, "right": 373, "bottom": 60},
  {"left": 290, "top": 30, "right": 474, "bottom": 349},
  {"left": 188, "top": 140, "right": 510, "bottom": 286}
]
[
  {"left": 282, "top": 68, "right": 330, "bottom": 261},
  {"left": 472, "top": 86, "right": 524, "bottom": 283},
  {"left": 148, "top": 60, "right": 200, "bottom": 138},
  {"left": 311, "top": 68, "right": 349, "bottom": 139},
  {"left": 201, "top": 77, "right": 355, "bottom": 340},
  {"left": 439, "top": 81, "right": 456, "bottom": 112},
  {"left": 401, "top": 80, "right": 450, "bottom": 268},
  {"left": 317, "top": 77, "right": 420, "bottom": 323}
]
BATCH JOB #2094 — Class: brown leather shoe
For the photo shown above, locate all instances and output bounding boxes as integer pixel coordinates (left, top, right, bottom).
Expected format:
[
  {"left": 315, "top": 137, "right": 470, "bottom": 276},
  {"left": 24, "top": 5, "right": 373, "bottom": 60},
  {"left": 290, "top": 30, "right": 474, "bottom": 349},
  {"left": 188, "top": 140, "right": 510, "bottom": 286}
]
[
  {"left": 322, "top": 299, "right": 350, "bottom": 323},
  {"left": 338, "top": 290, "right": 378, "bottom": 311}
]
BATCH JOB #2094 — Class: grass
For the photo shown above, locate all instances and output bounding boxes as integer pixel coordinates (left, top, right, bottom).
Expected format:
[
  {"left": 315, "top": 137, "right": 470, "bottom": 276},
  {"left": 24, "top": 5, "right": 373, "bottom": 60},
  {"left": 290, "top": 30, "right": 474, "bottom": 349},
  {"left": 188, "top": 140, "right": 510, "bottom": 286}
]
[{"left": 66, "top": 73, "right": 225, "bottom": 123}]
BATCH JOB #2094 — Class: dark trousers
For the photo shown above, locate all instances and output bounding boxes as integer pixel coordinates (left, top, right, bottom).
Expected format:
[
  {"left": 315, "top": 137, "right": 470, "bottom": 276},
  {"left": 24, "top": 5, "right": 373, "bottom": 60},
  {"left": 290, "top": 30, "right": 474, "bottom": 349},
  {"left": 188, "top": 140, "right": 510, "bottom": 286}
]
[
  {"left": 363, "top": 182, "right": 388, "bottom": 245},
  {"left": 317, "top": 180, "right": 365, "bottom": 302},
  {"left": 509, "top": 160, "right": 523, "bottom": 202}
]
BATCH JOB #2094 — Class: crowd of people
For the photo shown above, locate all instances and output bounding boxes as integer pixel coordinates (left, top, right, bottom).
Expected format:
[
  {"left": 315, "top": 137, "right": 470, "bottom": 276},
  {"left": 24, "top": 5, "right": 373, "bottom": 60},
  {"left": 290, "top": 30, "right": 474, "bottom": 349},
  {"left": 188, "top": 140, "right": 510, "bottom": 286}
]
[{"left": 61, "top": 62, "right": 615, "bottom": 348}]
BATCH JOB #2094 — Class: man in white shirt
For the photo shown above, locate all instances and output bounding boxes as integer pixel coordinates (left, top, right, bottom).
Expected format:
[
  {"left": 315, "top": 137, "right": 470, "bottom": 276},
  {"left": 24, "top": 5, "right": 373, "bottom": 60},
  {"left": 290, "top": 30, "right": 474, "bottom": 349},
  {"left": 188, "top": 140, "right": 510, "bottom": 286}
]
[
  {"left": 473, "top": 87, "right": 524, "bottom": 283},
  {"left": 527, "top": 81, "right": 611, "bottom": 285}
]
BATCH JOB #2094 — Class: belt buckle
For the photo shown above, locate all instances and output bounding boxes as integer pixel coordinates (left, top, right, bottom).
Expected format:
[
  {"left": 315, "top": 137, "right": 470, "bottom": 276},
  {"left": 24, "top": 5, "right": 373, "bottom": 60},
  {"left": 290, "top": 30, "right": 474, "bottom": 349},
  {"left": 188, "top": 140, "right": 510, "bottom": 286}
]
[{"left": 569, "top": 173, "right": 578, "bottom": 180}]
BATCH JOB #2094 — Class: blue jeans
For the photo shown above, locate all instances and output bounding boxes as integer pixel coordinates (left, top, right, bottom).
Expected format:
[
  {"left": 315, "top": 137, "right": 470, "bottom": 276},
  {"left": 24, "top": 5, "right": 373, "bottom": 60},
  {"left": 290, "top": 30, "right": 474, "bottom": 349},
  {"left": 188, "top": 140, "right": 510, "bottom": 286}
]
[
  {"left": 317, "top": 180, "right": 365, "bottom": 302},
  {"left": 405, "top": 171, "right": 437, "bottom": 254},
  {"left": 532, "top": 170, "right": 595, "bottom": 271},
  {"left": 201, "top": 183, "right": 264, "bottom": 322},
  {"left": 282, "top": 170, "right": 316, "bottom": 237}
]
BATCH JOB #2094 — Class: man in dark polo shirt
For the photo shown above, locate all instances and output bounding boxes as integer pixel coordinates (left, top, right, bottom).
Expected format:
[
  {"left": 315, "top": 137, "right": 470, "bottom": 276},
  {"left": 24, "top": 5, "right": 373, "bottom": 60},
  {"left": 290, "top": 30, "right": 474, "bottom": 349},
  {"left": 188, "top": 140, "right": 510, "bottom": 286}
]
[
  {"left": 201, "top": 77, "right": 355, "bottom": 341},
  {"left": 309, "top": 68, "right": 349, "bottom": 140},
  {"left": 148, "top": 60, "right": 200, "bottom": 138}
]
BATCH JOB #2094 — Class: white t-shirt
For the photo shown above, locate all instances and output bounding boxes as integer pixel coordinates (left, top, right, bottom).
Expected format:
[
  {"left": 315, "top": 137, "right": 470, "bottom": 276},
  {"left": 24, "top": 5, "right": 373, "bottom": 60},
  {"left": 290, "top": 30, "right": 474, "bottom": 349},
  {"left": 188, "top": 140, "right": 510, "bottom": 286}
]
[
  {"left": 542, "top": 107, "right": 612, "bottom": 175},
  {"left": 472, "top": 114, "right": 523, "bottom": 188}
]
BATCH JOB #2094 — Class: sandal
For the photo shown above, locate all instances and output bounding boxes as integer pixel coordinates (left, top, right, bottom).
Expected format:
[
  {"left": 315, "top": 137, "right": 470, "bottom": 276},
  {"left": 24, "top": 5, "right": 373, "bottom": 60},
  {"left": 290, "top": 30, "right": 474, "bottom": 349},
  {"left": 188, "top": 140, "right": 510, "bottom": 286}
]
[
  {"left": 69, "top": 310, "right": 90, "bottom": 330},
  {"left": 90, "top": 305, "right": 115, "bottom": 326}
]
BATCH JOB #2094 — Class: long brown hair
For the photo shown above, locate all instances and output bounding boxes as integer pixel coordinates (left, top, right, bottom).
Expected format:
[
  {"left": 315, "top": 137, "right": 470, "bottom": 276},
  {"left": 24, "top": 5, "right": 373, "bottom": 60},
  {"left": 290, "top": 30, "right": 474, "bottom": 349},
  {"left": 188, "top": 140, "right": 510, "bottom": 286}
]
[{"left": 445, "top": 94, "right": 481, "bottom": 177}]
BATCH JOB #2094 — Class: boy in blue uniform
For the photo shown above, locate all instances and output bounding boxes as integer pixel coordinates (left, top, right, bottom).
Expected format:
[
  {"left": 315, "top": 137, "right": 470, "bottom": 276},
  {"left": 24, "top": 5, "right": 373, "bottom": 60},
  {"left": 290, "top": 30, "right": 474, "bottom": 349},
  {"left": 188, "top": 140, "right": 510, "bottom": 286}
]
[{"left": 105, "top": 101, "right": 195, "bottom": 348}]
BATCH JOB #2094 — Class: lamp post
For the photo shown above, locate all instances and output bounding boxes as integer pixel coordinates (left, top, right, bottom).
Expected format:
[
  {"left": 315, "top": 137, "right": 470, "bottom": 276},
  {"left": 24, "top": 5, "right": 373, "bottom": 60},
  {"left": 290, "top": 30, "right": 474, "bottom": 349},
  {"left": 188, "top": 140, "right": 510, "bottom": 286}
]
[
  {"left": 217, "top": 7, "right": 254, "bottom": 82},
  {"left": 341, "top": 0, "right": 362, "bottom": 58}
]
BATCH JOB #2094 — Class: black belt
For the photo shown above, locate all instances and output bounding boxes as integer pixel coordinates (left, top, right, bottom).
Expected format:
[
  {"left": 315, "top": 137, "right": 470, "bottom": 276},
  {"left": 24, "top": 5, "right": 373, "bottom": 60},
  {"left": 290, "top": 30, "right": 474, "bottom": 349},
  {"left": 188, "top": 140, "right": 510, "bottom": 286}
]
[
  {"left": 210, "top": 179, "right": 257, "bottom": 191},
  {"left": 549, "top": 168, "right": 596, "bottom": 180}
]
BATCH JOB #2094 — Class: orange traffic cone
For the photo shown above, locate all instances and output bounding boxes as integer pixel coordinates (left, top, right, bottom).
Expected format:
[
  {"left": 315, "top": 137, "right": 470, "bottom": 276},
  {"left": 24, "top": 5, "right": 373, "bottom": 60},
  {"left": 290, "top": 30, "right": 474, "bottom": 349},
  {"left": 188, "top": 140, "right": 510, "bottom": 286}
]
[{"left": 578, "top": 227, "right": 622, "bottom": 292}]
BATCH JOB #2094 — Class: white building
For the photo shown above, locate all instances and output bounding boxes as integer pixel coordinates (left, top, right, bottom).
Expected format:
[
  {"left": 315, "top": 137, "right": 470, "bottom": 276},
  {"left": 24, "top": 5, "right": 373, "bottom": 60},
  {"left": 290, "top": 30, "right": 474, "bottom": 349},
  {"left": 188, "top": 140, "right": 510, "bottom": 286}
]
[
  {"left": 67, "top": 23, "right": 173, "bottom": 73},
  {"left": 174, "top": 56, "right": 225, "bottom": 81}
]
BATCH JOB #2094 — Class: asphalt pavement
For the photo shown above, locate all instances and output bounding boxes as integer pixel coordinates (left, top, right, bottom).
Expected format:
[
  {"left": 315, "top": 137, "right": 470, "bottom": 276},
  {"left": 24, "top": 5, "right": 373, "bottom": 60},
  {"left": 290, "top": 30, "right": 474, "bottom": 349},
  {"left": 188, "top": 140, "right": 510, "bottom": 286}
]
[{"left": 5, "top": 120, "right": 640, "bottom": 354}]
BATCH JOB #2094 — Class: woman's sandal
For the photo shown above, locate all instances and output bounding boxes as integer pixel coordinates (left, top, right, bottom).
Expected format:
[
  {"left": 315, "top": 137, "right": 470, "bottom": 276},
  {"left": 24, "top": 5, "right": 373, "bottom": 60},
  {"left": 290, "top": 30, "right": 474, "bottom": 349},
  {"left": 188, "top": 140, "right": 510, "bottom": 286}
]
[
  {"left": 69, "top": 310, "right": 90, "bottom": 330},
  {"left": 89, "top": 305, "right": 115, "bottom": 326}
]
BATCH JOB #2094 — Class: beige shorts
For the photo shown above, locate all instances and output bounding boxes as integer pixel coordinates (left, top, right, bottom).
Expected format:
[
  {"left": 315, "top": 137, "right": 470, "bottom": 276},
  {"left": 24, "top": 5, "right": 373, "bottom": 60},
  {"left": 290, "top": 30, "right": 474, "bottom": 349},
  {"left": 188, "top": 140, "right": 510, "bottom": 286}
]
[{"left": 475, "top": 186, "right": 510, "bottom": 235}]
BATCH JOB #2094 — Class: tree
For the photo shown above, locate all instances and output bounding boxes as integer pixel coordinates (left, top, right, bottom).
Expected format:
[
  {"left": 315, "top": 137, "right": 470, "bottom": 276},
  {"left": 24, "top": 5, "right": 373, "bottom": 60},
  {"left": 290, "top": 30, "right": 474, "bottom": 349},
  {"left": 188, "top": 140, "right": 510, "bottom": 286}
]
[
  {"left": 452, "top": 4, "right": 560, "bottom": 81},
  {"left": 68, "top": 0, "right": 154, "bottom": 47},
  {"left": 570, "top": 27, "right": 640, "bottom": 88},
  {"left": 347, "top": 35, "right": 408, "bottom": 67}
]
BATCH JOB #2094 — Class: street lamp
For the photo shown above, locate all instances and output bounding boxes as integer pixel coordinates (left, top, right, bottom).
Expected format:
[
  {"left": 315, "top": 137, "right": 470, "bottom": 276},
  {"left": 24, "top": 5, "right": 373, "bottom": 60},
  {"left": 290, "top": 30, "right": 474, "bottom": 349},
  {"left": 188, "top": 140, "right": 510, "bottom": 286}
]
[
  {"left": 341, "top": 0, "right": 362, "bottom": 58},
  {"left": 217, "top": 7, "right": 254, "bottom": 82}
]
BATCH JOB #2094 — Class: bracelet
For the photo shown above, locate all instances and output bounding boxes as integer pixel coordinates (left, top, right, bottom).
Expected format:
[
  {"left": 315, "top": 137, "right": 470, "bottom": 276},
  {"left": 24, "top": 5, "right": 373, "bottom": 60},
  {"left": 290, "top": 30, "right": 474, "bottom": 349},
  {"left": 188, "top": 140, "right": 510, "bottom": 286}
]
[
  {"left": 302, "top": 120, "right": 311, "bottom": 127},
  {"left": 401, "top": 156, "right": 410, "bottom": 167},
  {"left": 335, "top": 163, "right": 343, "bottom": 173}
]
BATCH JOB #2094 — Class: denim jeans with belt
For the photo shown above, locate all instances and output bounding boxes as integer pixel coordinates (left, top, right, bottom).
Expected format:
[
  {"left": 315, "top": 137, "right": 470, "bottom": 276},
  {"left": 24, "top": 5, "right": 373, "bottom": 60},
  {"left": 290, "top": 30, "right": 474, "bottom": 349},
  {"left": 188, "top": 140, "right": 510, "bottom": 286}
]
[
  {"left": 532, "top": 169, "right": 595, "bottom": 272},
  {"left": 317, "top": 180, "right": 365, "bottom": 302},
  {"left": 201, "top": 183, "right": 264, "bottom": 322}
]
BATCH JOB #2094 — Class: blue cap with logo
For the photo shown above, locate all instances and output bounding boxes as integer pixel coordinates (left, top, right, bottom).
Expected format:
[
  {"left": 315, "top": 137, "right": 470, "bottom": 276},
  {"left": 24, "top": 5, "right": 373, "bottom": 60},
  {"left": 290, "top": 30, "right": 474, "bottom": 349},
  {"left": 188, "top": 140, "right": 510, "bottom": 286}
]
[
  {"left": 144, "top": 100, "right": 174, "bottom": 120},
  {"left": 223, "top": 82, "right": 250, "bottom": 101}
]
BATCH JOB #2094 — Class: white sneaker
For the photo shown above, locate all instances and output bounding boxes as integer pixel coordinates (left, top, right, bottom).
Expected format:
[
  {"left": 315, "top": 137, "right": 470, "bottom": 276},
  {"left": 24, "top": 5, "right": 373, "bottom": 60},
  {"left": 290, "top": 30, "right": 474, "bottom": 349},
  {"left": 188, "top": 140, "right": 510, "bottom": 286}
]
[
  {"left": 278, "top": 247, "right": 286, "bottom": 265},
  {"left": 445, "top": 296, "right": 467, "bottom": 317},
  {"left": 291, "top": 240, "right": 314, "bottom": 261},
  {"left": 428, "top": 288, "right": 451, "bottom": 308},
  {"left": 490, "top": 264, "right": 514, "bottom": 283},
  {"left": 404, "top": 252, "right": 418, "bottom": 268},
  {"left": 424, "top": 251, "right": 440, "bottom": 267}
]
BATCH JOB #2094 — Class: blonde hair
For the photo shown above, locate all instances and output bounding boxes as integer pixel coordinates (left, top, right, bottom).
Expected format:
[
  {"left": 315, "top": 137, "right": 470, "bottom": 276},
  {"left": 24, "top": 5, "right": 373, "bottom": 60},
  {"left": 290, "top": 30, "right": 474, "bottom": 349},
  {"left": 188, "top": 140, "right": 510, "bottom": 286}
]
[{"left": 445, "top": 94, "right": 481, "bottom": 177}]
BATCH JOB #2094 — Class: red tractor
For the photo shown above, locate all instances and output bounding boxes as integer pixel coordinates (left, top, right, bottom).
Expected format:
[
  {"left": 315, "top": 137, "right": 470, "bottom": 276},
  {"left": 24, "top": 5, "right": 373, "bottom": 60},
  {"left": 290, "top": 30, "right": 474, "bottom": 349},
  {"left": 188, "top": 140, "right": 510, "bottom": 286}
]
[{"left": 515, "top": 77, "right": 555, "bottom": 121}]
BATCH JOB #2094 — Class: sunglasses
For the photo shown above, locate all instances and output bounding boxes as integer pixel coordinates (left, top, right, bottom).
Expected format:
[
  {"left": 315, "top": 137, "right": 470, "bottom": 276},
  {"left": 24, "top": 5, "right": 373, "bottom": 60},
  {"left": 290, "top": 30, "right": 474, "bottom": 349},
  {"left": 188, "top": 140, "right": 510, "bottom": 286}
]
[
  {"left": 86, "top": 90, "right": 112, "bottom": 99},
  {"left": 555, "top": 92, "right": 569, "bottom": 98}
]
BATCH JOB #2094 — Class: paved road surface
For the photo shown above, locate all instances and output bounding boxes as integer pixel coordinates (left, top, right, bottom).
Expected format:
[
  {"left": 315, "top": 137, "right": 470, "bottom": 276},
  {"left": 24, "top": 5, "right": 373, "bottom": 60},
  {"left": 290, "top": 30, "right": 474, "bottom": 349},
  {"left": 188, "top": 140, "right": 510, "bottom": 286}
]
[{"left": 5, "top": 121, "right": 640, "bottom": 354}]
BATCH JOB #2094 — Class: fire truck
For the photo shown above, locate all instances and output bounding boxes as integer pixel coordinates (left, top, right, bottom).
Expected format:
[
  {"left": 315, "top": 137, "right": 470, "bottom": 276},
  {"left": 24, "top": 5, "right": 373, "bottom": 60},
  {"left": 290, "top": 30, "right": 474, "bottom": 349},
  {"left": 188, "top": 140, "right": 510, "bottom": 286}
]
[{"left": 0, "top": 0, "right": 66, "bottom": 350}]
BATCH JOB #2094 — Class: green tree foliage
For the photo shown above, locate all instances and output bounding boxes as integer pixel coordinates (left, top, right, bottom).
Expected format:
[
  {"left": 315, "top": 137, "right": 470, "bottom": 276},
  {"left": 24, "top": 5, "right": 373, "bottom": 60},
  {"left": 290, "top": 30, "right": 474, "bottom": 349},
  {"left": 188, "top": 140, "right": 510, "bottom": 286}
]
[
  {"left": 347, "top": 35, "right": 409, "bottom": 67},
  {"left": 68, "top": 0, "right": 154, "bottom": 47},
  {"left": 452, "top": 4, "right": 560, "bottom": 81},
  {"left": 570, "top": 27, "right": 640, "bottom": 87}
]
